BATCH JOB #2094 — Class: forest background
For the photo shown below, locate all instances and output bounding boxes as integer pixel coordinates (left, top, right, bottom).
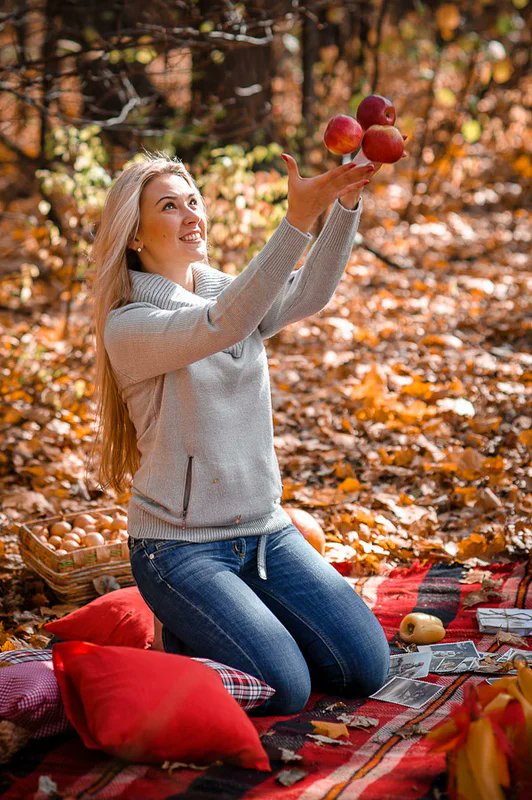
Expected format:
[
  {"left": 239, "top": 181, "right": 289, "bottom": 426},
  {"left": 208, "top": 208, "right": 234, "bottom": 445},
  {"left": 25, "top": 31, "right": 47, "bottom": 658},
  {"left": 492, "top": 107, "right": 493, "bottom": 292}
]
[{"left": 0, "top": 0, "right": 530, "bottom": 640}]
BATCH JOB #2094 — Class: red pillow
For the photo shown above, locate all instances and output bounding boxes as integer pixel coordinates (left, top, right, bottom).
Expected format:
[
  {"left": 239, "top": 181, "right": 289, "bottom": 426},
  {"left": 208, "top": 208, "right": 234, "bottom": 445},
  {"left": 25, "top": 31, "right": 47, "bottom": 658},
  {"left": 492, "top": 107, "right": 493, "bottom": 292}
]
[
  {"left": 44, "top": 588, "right": 153, "bottom": 649},
  {"left": 52, "top": 641, "right": 271, "bottom": 770}
]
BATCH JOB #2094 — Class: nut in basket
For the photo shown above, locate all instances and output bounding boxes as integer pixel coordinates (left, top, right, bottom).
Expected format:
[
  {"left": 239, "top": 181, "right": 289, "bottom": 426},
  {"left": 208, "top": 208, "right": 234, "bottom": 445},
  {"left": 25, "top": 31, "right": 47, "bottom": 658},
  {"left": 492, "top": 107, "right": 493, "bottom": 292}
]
[{"left": 18, "top": 505, "right": 134, "bottom": 603}]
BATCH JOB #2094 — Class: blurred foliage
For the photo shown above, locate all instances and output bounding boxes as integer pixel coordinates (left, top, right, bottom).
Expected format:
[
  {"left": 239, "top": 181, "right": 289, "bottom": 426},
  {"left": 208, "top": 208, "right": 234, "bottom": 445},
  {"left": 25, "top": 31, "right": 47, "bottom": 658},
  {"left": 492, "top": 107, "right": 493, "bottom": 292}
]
[{"left": 195, "top": 143, "right": 288, "bottom": 271}]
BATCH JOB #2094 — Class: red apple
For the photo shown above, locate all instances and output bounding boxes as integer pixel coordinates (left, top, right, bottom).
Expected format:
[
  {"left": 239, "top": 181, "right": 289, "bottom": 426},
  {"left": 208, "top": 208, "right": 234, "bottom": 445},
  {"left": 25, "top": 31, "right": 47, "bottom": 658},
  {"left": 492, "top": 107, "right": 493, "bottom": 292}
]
[
  {"left": 356, "top": 95, "right": 396, "bottom": 129},
  {"left": 323, "top": 114, "right": 363, "bottom": 156},
  {"left": 362, "top": 125, "right": 405, "bottom": 163}
]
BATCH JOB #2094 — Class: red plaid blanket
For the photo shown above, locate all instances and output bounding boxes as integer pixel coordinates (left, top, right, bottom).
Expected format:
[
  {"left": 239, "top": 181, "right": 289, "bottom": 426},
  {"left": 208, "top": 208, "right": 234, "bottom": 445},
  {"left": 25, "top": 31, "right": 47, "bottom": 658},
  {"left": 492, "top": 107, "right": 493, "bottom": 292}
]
[{"left": 1, "top": 558, "right": 529, "bottom": 799}]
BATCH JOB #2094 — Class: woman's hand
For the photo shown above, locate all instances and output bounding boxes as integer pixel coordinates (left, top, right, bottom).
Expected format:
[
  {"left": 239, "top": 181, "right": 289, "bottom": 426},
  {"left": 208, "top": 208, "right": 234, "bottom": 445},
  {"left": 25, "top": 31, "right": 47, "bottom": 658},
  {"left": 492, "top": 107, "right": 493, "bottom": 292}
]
[
  {"left": 337, "top": 148, "right": 382, "bottom": 210},
  {"left": 281, "top": 152, "right": 377, "bottom": 232}
]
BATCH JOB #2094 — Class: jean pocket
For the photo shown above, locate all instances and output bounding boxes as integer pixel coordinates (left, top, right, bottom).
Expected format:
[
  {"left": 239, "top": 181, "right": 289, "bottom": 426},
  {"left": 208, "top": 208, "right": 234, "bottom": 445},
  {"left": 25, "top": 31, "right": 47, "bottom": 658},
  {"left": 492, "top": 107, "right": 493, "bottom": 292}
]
[
  {"left": 143, "top": 539, "right": 192, "bottom": 558},
  {"left": 127, "top": 536, "right": 145, "bottom": 556}
]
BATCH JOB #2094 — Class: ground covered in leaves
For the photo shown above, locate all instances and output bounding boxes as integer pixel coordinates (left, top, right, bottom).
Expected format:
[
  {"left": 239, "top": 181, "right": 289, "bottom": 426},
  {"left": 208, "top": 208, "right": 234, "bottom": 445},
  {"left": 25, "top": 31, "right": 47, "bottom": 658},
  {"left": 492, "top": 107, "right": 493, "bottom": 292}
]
[{"left": 0, "top": 182, "right": 530, "bottom": 649}]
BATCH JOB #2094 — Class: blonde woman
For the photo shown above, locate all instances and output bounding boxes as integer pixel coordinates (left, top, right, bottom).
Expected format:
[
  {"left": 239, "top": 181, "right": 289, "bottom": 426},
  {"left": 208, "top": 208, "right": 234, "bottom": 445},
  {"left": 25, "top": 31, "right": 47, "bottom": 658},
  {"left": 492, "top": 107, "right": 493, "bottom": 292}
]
[{"left": 91, "top": 150, "right": 390, "bottom": 715}]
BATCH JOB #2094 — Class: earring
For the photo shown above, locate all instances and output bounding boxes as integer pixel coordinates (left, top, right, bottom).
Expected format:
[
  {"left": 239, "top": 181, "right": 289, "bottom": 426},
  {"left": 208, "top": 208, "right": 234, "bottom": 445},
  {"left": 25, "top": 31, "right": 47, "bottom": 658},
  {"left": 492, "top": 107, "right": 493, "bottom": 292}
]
[{"left": 137, "top": 247, "right": 142, "bottom": 253}]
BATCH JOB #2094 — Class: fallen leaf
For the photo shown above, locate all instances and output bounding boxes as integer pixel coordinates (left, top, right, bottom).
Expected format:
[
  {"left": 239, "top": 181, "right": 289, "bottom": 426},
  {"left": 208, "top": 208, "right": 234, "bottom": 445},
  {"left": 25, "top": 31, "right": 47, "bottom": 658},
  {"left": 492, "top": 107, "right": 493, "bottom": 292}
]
[
  {"left": 307, "top": 734, "right": 352, "bottom": 746},
  {"left": 162, "top": 760, "right": 220, "bottom": 774},
  {"left": 396, "top": 723, "right": 429, "bottom": 738},
  {"left": 278, "top": 748, "right": 303, "bottom": 763},
  {"left": 494, "top": 631, "right": 529, "bottom": 648},
  {"left": 323, "top": 701, "right": 348, "bottom": 712},
  {"left": 337, "top": 714, "right": 379, "bottom": 728},
  {"left": 29, "top": 633, "right": 51, "bottom": 649},
  {"left": 310, "top": 720, "right": 349, "bottom": 739},
  {"left": 463, "top": 588, "right": 502, "bottom": 608},
  {"left": 460, "top": 569, "right": 492, "bottom": 584},
  {"left": 276, "top": 768, "right": 308, "bottom": 786}
]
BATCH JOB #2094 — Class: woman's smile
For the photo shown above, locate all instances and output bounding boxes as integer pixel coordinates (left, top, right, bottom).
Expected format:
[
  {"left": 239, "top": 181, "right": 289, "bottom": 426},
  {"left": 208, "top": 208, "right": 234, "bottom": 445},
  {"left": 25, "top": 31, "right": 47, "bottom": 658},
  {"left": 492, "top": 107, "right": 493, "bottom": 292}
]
[{"left": 179, "top": 230, "right": 203, "bottom": 243}]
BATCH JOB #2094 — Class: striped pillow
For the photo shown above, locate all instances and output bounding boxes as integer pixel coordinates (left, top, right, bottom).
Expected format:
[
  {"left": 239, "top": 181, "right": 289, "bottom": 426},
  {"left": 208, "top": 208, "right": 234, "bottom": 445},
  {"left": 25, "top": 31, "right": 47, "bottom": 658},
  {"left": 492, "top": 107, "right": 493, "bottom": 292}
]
[
  {"left": 191, "top": 658, "right": 275, "bottom": 711},
  {"left": 0, "top": 648, "right": 274, "bottom": 715}
]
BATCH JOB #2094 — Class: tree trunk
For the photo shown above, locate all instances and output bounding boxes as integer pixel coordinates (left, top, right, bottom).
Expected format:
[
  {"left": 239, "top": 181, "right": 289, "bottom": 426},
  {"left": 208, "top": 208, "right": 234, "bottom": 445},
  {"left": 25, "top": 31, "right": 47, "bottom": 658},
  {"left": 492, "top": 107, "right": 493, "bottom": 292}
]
[
  {"left": 302, "top": 1, "right": 320, "bottom": 154},
  {"left": 188, "top": 0, "right": 288, "bottom": 151}
]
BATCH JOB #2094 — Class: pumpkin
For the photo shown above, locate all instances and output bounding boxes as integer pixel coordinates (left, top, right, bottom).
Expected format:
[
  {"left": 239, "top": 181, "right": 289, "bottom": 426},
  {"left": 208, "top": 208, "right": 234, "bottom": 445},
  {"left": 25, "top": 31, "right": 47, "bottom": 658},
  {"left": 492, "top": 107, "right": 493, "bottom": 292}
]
[{"left": 283, "top": 507, "right": 326, "bottom": 556}]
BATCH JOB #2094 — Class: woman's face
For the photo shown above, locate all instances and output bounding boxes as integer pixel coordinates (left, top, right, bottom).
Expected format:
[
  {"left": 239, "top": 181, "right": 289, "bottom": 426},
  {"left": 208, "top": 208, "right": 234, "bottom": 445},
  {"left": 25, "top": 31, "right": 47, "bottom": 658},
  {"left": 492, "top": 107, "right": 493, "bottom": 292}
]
[{"left": 133, "top": 173, "right": 207, "bottom": 273}]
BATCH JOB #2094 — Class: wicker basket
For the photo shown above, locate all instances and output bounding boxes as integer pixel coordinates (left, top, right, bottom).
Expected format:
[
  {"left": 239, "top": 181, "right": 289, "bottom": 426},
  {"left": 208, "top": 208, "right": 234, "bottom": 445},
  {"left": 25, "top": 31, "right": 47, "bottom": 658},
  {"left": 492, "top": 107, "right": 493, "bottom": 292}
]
[{"left": 18, "top": 505, "right": 135, "bottom": 603}]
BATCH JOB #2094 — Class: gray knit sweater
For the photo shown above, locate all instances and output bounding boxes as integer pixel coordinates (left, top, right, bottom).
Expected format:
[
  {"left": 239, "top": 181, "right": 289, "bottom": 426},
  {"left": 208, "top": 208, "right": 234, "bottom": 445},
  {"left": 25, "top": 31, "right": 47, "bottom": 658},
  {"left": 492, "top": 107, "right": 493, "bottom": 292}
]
[{"left": 104, "top": 198, "right": 362, "bottom": 579}]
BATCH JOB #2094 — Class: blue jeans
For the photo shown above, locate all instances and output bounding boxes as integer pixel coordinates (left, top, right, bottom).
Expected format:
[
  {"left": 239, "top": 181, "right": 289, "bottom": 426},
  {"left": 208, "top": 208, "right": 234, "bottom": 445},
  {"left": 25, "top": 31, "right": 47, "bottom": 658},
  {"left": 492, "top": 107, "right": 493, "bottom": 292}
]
[{"left": 128, "top": 524, "right": 390, "bottom": 716}]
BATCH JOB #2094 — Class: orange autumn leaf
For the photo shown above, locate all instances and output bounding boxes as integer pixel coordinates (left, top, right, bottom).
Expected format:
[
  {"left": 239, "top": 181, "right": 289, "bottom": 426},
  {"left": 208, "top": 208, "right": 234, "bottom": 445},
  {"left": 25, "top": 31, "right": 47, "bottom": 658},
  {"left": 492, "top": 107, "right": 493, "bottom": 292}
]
[
  {"left": 518, "top": 429, "right": 532, "bottom": 447},
  {"left": 338, "top": 477, "right": 361, "bottom": 492},
  {"left": 310, "top": 721, "right": 349, "bottom": 739},
  {"left": 464, "top": 718, "right": 510, "bottom": 800},
  {"left": 457, "top": 531, "right": 506, "bottom": 560},
  {"left": 427, "top": 668, "right": 532, "bottom": 800}
]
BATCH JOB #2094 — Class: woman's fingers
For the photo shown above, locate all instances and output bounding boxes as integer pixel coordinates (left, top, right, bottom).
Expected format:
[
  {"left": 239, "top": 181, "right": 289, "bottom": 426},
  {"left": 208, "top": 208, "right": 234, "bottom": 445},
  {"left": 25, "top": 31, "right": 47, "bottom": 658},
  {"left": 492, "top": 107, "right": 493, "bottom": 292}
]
[
  {"left": 281, "top": 153, "right": 301, "bottom": 179},
  {"left": 337, "top": 178, "right": 371, "bottom": 199},
  {"left": 336, "top": 164, "right": 374, "bottom": 191}
]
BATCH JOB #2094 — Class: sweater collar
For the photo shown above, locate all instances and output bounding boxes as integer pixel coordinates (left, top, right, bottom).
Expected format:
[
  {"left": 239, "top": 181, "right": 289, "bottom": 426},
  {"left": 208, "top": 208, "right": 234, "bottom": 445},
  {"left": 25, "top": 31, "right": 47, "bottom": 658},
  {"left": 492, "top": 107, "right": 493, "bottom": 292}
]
[{"left": 128, "top": 263, "right": 215, "bottom": 309}]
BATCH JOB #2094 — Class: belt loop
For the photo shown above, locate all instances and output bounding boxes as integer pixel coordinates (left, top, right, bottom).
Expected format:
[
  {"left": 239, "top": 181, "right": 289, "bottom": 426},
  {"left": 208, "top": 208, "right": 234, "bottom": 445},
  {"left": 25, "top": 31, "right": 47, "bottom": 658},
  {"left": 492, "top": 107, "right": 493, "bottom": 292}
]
[{"left": 257, "top": 534, "right": 267, "bottom": 580}]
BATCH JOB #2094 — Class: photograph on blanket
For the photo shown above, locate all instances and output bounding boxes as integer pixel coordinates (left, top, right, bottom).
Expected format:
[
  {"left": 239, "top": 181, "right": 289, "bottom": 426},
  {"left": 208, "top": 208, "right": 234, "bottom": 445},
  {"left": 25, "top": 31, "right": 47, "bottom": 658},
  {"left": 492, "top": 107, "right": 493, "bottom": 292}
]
[
  {"left": 417, "top": 640, "right": 479, "bottom": 659},
  {"left": 388, "top": 652, "right": 431, "bottom": 679},
  {"left": 497, "top": 648, "right": 532, "bottom": 666},
  {"left": 370, "top": 676, "right": 444, "bottom": 709},
  {"left": 418, "top": 640, "right": 481, "bottom": 673}
]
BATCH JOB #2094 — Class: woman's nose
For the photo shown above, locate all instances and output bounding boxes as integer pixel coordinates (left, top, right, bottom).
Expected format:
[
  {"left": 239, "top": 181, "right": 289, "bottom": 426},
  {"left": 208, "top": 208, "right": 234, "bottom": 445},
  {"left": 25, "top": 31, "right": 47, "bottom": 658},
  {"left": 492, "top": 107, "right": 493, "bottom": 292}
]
[{"left": 184, "top": 204, "right": 201, "bottom": 222}]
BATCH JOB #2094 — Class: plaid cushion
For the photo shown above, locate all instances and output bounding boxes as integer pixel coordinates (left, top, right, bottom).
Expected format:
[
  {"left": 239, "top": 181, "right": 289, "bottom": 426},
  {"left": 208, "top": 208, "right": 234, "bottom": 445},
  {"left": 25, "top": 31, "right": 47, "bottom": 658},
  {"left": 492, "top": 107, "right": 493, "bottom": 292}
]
[
  {"left": 0, "top": 661, "right": 70, "bottom": 738},
  {"left": 0, "top": 648, "right": 53, "bottom": 666},
  {"left": 192, "top": 658, "right": 275, "bottom": 711},
  {"left": 0, "top": 648, "right": 274, "bottom": 713}
]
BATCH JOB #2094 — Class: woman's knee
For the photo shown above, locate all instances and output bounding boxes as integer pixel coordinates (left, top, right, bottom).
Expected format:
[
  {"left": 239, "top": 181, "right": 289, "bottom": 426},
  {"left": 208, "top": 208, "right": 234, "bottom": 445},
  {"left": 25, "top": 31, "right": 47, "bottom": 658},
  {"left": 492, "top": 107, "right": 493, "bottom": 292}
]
[
  {"left": 256, "top": 652, "right": 312, "bottom": 715},
  {"left": 345, "top": 625, "right": 390, "bottom": 697}
]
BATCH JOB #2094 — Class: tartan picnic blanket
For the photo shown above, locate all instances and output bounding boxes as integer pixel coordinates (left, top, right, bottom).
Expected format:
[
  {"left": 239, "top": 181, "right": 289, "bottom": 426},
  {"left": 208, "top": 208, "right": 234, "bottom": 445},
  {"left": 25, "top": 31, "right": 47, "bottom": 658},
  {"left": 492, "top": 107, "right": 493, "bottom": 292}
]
[{"left": 1, "top": 558, "right": 530, "bottom": 800}]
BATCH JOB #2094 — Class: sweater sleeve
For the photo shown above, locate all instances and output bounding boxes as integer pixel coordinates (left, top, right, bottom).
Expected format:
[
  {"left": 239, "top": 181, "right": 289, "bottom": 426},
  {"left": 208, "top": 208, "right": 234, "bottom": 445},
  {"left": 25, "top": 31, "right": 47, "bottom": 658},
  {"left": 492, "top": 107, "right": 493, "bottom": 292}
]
[
  {"left": 104, "top": 217, "right": 312, "bottom": 383},
  {"left": 258, "top": 198, "right": 362, "bottom": 340}
]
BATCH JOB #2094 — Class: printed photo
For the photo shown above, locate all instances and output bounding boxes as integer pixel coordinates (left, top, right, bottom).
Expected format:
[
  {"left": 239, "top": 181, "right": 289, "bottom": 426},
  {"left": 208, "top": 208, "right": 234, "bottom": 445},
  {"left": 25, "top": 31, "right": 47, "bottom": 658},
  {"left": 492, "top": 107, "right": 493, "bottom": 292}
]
[
  {"left": 418, "top": 640, "right": 479, "bottom": 659},
  {"left": 370, "top": 677, "right": 444, "bottom": 709},
  {"left": 388, "top": 652, "right": 431, "bottom": 679},
  {"left": 431, "top": 655, "right": 478, "bottom": 674},
  {"left": 496, "top": 648, "right": 532, "bottom": 666}
]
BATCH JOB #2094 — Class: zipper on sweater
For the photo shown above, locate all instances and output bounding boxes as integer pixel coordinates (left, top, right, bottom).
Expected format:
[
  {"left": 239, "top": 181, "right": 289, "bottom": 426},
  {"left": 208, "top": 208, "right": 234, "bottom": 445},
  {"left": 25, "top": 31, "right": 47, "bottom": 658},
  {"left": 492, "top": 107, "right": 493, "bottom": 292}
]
[{"left": 181, "top": 456, "right": 193, "bottom": 529}]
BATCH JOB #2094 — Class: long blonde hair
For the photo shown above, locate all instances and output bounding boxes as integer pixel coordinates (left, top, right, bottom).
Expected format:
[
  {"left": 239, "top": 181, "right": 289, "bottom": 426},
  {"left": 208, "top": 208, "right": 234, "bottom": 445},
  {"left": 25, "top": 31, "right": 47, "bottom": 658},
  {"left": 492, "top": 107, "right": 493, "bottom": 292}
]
[{"left": 88, "top": 151, "right": 205, "bottom": 496}]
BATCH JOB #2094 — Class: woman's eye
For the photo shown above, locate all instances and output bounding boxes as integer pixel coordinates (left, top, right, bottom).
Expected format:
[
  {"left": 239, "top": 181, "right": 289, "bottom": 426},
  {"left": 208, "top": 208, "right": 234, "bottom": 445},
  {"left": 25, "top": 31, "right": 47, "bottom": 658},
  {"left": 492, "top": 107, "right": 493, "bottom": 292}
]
[{"left": 163, "top": 202, "right": 176, "bottom": 210}]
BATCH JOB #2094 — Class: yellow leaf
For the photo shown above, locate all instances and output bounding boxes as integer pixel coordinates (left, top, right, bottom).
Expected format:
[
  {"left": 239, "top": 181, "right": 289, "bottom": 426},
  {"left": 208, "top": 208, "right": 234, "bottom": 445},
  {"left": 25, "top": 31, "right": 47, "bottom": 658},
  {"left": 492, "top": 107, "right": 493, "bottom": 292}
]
[
  {"left": 1, "top": 641, "right": 17, "bottom": 652},
  {"left": 351, "top": 507, "right": 376, "bottom": 526},
  {"left": 518, "top": 429, "right": 532, "bottom": 446},
  {"left": 465, "top": 718, "right": 509, "bottom": 799},
  {"left": 454, "top": 486, "right": 478, "bottom": 506},
  {"left": 401, "top": 377, "right": 436, "bottom": 399},
  {"left": 436, "top": 3, "right": 461, "bottom": 39},
  {"left": 492, "top": 58, "right": 513, "bottom": 83},
  {"left": 338, "top": 478, "right": 361, "bottom": 493},
  {"left": 513, "top": 155, "right": 532, "bottom": 179},
  {"left": 517, "top": 663, "right": 532, "bottom": 704},
  {"left": 436, "top": 87, "right": 456, "bottom": 107},
  {"left": 457, "top": 531, "right": 506, "bottom": 559},
  {"left": 462, "top": 119, "right": 482, "bottom": 143},
  {"left": 455, "top": 747, "right": 485, "bottom": 800},
  {"left": 310, "top": 720, "right": 349, "bottom": 739},
  {"left": 3, "top": 409, "right": 23, "bottom": 424}
]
